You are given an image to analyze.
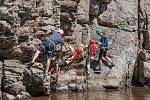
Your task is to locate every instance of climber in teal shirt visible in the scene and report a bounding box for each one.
[96,27,115,70]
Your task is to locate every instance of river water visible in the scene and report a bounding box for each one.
[31,87,150,100]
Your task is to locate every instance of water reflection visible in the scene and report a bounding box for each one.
[32,87,150,100]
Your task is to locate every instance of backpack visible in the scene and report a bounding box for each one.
[101,35,108,48]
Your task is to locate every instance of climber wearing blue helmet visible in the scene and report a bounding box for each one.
[96,27,102,33]
[96,27,103,36]
[95,27,115,71]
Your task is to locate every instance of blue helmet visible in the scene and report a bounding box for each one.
[96,27,102,34]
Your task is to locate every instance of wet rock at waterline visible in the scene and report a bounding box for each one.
[54,69,86,92]
[3,60,31,100]
[23,62,51,96]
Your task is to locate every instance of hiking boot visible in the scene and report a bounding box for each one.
[111,62,115,67]
[109,62,115,69]
[95,67,99,70]
[95,66,101,70]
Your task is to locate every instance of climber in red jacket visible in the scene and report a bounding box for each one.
[89,38,95,60]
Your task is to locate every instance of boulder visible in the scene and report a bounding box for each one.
[77,0,89,24]
[76,85,83,92]
[56,86,69,93]
[23,62,50,96]
[55,69,86,92]
[3,92,15,100]
[103,77,120,89]
[9,42,35,62]
[4,81,26,95]
[68,84,77,91]
[2,60,31,99]
[15,91,31,100]
[57,69,77,87]
[102,30,137,88]
[0,21,12,36]
[3,60,27,95]
[60,0,78,12]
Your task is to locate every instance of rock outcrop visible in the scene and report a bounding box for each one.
[132,0,150,86]
[3,60,31,100]
[54,69,86,92]
[23,62,50,96]
[0,0,150,99]
[0,0,60,63]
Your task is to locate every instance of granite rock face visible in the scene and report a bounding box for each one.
[0,0,150,99]
[3,60,31,100]
[88,0,138,89]
[0,0,59,62]
[23,62,51,96]
[132,0,150,86]
[54,69,86,92]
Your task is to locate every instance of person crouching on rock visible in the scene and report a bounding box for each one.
[51,43,85,79]
[31,29,64,77]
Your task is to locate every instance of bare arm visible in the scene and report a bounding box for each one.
[66,44,75,53]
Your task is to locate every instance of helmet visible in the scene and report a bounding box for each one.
[96,27,102,34]
[76,48,83,54]
[58,29,64,34]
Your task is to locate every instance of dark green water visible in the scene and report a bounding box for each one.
[31,87,150,100]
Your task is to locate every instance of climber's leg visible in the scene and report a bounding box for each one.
[45,56,51,76]
[31,44,45,63]
[103,49,115,66]
[32,50,40,62]
[97,48,103,70]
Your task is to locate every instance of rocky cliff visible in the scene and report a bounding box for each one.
[132,0,150,86]
[0,0,150,99]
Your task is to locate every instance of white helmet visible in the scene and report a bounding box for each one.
[58,29,64,34]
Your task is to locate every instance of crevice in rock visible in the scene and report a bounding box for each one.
[142,11,150,50]
[138,0,150,50]
[132,53,144,87]
[132,0,145,87]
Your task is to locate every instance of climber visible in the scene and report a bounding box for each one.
[89,38,95,60]
[51,43,85,79]
[96,27,115,70]
[31,29,64,77]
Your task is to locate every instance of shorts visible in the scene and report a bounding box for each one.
[99,48,108,60]
[59,60,70,68]
[38,42,54,58]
